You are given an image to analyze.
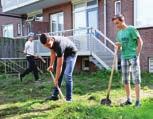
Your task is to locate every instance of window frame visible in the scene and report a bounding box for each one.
[115,0,121,15]
[2,24,14,38]
[134,0,153,28]
[50,12,64,32]
[149,57,153,73]
[73,0,98,30]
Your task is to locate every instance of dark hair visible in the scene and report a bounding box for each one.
[40,34,47,44]
[112,14,124,22]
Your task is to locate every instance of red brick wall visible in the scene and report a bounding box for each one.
[98,0,104,33]
[104,0,134,42]
[31,21,49,34]
[138,27,153,71]
[43,2,72,31]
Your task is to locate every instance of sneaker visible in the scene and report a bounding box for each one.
[120,100,132,106]
[34,79,41,82]
[135,101,141,108]
[45,95,59,101]
[66,99,72,103]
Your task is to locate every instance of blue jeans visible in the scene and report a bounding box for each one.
[51,55,77,101]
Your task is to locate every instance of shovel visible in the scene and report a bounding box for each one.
[101,49,117,106]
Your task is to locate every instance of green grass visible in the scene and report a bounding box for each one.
[0,70,153,119]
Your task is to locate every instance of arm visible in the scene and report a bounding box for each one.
[23,42,29,54]
[137,36,143,56]
[50,49,56,66]
[115,42,121,52]
[48,49,56,71]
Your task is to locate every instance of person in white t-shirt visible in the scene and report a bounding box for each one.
[20,32,39,82]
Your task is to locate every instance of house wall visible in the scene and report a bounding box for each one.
[138,27,153,71]
[103,0,153,71]
[43,2,72,31]
[1,0,152,71]
[0,8,22,37]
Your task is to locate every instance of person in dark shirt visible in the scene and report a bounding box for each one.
[40,33,77,102]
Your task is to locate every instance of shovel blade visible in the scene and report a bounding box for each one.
[101,98,111,106]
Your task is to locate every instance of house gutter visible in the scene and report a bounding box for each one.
[104,0,106,45]
[0,13,27,19]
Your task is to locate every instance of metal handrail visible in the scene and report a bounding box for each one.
[92,28,115,47]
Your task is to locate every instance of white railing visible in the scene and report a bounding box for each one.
[14,27,116,69]
[0,57,50,76]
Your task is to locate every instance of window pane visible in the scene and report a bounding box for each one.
[73,2,98,32]
[58,13,64,31]
[74,11,86,29]
[87,9,98,29]
[2,24,13,38]
[87,0,97,6]
[50,12,64,32]
[74,3,86,12]
[115,1,121,15]
[135,0,153,27]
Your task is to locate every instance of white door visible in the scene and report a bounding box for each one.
[87,8,98,29]
[73,0,98,51]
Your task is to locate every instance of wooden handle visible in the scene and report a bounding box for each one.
[106,49,117,99]
[17,50,46,64]
[37,56,46,63]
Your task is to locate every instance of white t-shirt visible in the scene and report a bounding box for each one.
[24,40,34,56]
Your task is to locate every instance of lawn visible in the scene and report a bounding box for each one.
[0,70,153,119]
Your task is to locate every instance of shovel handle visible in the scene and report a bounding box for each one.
[106,49,117,99]
[17,50,46,63]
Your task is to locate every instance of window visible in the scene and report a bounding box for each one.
[73,0,98,50]
[115,0,121,15]
[73,0,98,30]
[2,24,13,38]
[35,14,43,21]
[135,0,153,27]
[17,23,21,35]
[149,57,153,73]
[50,12,64,32]
[82,58,89,70]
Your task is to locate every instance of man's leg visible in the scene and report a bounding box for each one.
[30,57,39,81]
[20,57,32,81]
[46,61,66,100]
[64,55,77,101]
[130,56,141,107]
[51,61,66,97]
[121,59,132,105]
[135,84,140,102]
[124,83,131,102]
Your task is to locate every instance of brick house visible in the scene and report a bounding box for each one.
[0,0,23,37]
[1,0,153,72]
